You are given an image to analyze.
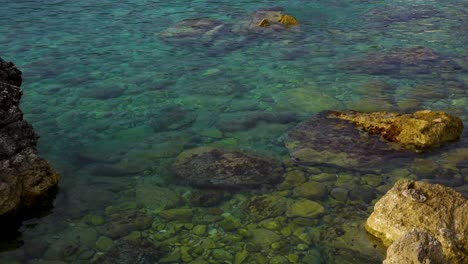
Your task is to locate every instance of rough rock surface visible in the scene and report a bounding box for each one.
[284,111,411,170]
[0,57,59,217]
[93,239,160,264]
[331,110,464,151]
[365,180,468,264]
[383,229,449,264]
[173,146,284,189]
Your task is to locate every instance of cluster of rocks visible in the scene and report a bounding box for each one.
[0,58,59,220]
[159,7,301,50]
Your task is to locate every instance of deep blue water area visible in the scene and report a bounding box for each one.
[0,0,467,263]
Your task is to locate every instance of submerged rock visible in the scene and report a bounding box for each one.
[216,111,299,132]
[173,147,284,189]
[284,111,409,170]
[342,47,462,77]
[159,18,228,46]
[93,239,160,264]
[367,5,440,24]
[365,180,468,264]
[0,58,59,218]
[331,110,463,151]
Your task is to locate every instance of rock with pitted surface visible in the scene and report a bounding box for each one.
[365,180,468,264]
[173,146,284,189]
[331,110,464,151]
[93,239,160,264]
[383,229,449,264]
[0,57,59,218]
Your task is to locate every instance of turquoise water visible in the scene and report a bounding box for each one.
[0,0,467,263]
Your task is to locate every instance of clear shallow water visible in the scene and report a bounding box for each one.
[0,0,467,263]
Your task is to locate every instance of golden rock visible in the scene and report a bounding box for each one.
[257,18,270,27]
[278,14,299,27]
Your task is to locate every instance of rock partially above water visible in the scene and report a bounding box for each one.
[232,7,301,36]
[0,58,59,217]
[331,110,464,151]
[365,180,468,264]
[173,147,284,189]
[383,230,449,264]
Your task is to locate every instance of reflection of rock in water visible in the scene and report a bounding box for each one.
[0,58,59,247]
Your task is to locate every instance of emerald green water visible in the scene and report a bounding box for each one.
[0,0,467,263]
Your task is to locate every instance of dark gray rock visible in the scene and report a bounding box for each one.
[0,57,59,217]
[93,239,160,264]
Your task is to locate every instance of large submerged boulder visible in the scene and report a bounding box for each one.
[365,180,468,264]
[341,47,462,77]
[159,18,229,46]
[173,147,284,189]
[284,111,411,170]
[0,58,59,218]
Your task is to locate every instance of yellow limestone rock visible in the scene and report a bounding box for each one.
[257,18,270,27]
[330,110,464,151]
[278,14,299,27]
[365,180,468,264]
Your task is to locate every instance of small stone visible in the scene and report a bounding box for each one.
[297,243,309,251]
[123,231,141,241]
[330,188,348,201]
[234,229,251,238]
[84,214,104,226]
[159,208,193,221]
[95,236,113,252]
[269,255,289,264]
[293,181,326,199]
[192,225,207,236]
[250,228,281,248]
[286,199,325,218]
[287,254,300,263]
[212,249,233,261]
[279,170,306,190]
[261,219,281,230]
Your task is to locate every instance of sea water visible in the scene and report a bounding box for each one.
[0,0,466,263]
